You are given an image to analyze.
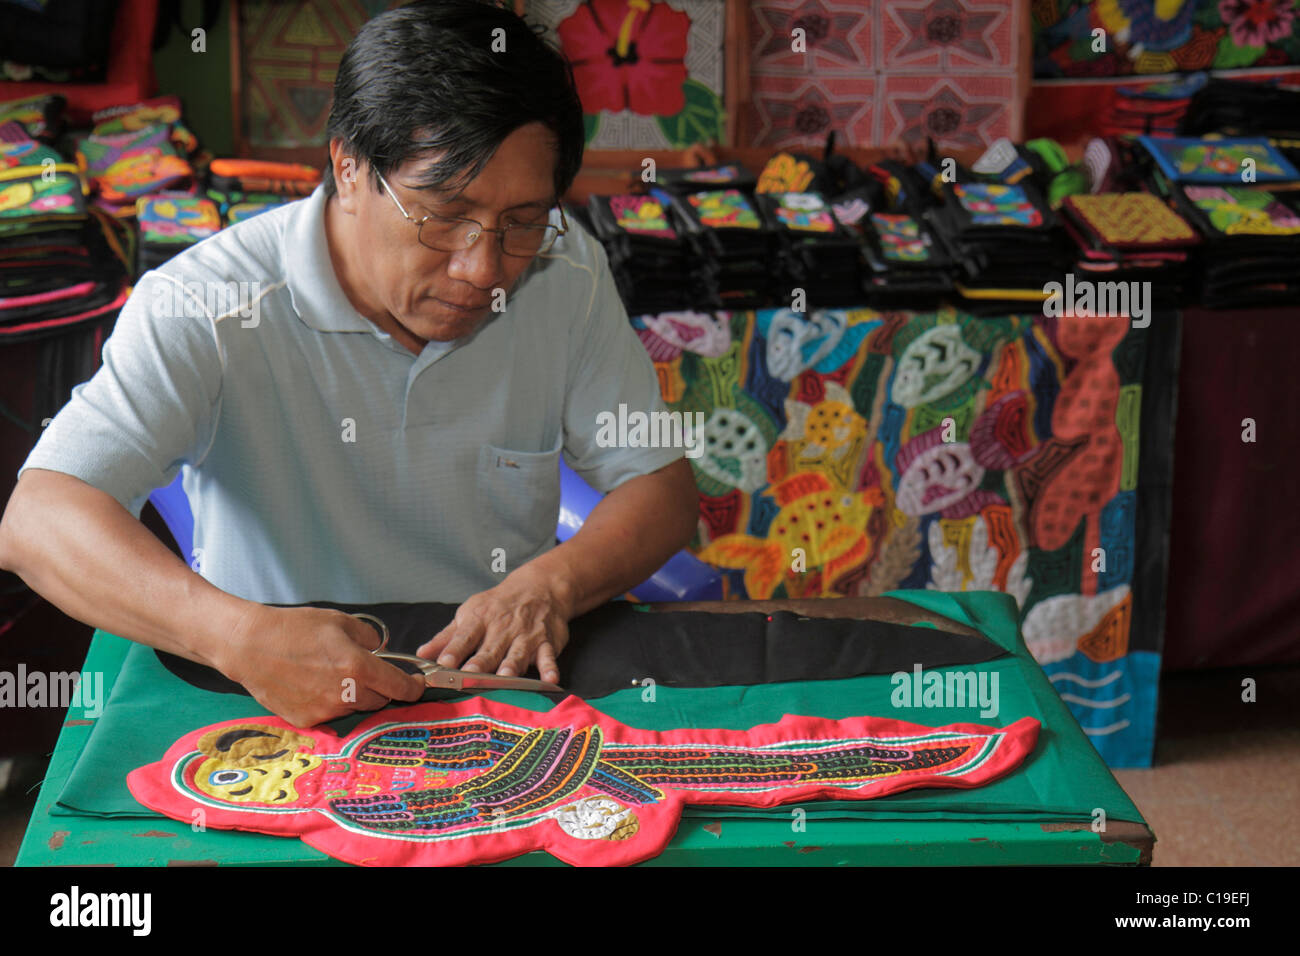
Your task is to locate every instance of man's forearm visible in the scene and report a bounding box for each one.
[0,469,261,670]
[520,458,699,618]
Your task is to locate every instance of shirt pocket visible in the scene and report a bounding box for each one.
[475,433,564,574]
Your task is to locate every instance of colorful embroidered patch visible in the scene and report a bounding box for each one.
[607,194,676,239]
[0,139,61,171]
[91,95,198,156]
[77,125,192,201]
[136,195,221,244]
[1063,193,1198,248]
[771,192,835,233]
[871,213,931,262]
[952,183,1043,227]
[688,189,762,229]
[1182,186,1300,236]
[127,696,1040,867]
[0,165,86,234]
[757,152,815,193]
[226,200,283,225]
[1140,136,1300,184]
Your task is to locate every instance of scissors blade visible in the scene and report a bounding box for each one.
[375,652,565,695]
[428,669,567,695]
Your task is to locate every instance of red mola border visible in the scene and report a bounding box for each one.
[127,695,1041,867]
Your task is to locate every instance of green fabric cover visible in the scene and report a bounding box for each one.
[52,590,1142,828]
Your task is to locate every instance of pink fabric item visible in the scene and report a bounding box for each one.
[128,695,1040,867]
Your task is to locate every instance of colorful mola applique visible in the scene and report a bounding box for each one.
[128,696,1040,867]
[641,309,732,358]
[891,323,983,408]
[699,471,883,597]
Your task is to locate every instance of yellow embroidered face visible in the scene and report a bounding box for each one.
[193,725,321,804]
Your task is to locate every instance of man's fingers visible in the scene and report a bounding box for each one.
[496,638,537,678]
[362,655,427,703]
[535,642,560,685]
[417,621,456,659]
[350,687,391,714]
[331,610,388,652]
[435,616,486,669]
[461,624,514,674]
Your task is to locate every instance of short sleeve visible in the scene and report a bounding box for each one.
[18,270,224,517]
[562,242,685,492]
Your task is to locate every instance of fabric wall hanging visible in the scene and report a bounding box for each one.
[232,0,406,155]
[1033,0,1300,78]
[128,696,1040,866]
[747,0,1026,150]
[639,303,1170,767]
[528,0,731,149]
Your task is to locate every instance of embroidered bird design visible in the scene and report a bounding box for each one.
[129,696,1040,866]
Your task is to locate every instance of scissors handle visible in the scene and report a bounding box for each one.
[350,613,390,653]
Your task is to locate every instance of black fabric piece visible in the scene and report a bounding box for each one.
[156,600,1007,701]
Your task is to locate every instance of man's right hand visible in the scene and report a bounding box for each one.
[216,605,426,727]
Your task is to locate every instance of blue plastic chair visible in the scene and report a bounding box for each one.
[148,462,720,601]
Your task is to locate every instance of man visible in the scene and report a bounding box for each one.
[0,1,699,727]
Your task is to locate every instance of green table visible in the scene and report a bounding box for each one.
[17,592,1153,866]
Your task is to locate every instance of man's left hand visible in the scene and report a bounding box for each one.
[416,565,575,685]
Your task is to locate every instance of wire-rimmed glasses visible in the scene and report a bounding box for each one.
[376,170,567,257]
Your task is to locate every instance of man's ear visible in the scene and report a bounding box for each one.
[330,138,364,213]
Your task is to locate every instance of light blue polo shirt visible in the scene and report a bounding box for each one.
[20,186,683,604]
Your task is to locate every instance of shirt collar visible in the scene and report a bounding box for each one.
[284,185,382,335]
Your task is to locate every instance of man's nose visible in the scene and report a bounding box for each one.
[446,232,506,289]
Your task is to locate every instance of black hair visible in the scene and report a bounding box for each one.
[321,0,584,202]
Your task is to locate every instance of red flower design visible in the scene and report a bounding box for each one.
[1218,0,1295,48]
[557,0,690,116]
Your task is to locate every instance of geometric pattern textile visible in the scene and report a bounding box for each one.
[748,0,1024,149]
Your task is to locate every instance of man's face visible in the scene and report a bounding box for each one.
[329,122,559,345]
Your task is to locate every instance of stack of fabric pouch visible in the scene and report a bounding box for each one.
[927,180,1072,314]
[1103,74,1206,139]
[1180,77,1300,139]
[0,162,88,238]
[135,192,221,271]
[207,158,321,198]
[77,124,194,217]
[0,162,128,343]
[1060,192,1198,298]
[666,187,777,309]
[585,191,706,313]
[755,191,864,307]
[1170,184,1300,308]
[858,209,954,307]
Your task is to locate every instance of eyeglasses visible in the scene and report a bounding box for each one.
[375,170,567,257]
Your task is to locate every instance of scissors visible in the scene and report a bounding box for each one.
[351,613,567,696]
